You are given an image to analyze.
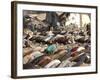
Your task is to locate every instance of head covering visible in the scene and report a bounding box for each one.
[77,47,85,52]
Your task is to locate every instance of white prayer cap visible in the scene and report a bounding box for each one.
[77,47,85,52]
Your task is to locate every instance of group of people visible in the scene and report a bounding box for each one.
[23,12,91,69]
